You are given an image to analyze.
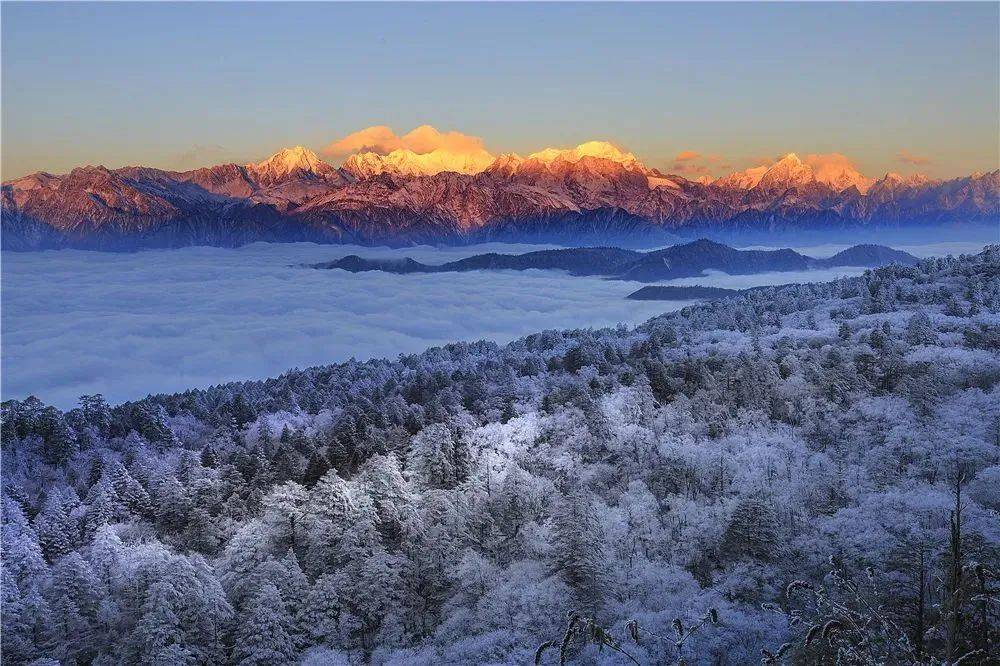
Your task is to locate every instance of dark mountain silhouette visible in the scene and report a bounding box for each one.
[309,239,921,282]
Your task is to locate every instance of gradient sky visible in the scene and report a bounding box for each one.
[3,2,998,180]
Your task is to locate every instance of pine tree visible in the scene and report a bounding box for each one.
[79,394,112,437]
[550,490,609,614]
[87,525,124,588]
[34,494,77,563]
[217,522,272,608]
[564,345,591,373]
[298,573,341,648]
[277,550,310,648]
[83,479,126,538]
[183,508,224,556]
[333,496,403,650]
[721,495,782,561]
[230,394,256,428]
[906,310,936,345]
[183,556,235,665]
[232,583,297,666]
[37,407,76,466]
[135,581,196,666]
[109,461,153,517]
[87,456,105,488]
[260,482,308,553]
[154,475,191,532]
[134,404,176,449]
[2,509,48,587]
[258,418,275,455]
[303,450,330,488]
[199,443,218,468]
[50,552,101,621]
[50,593,93,663]
[356,454,410,539]
[2,580,54,664]
[407,423,456,489]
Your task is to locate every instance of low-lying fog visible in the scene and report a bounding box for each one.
[2,240,988,409]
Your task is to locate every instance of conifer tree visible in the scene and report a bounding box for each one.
[33,494,77,563]
[407,423,456,489]
[233,583,297,666]
[721,495,782,561]
[298,573,342,648]
[550,490,609,613]
[135,581,196,666]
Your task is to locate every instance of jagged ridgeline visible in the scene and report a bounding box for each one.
[3,247,999,664]
[3,144,997,250]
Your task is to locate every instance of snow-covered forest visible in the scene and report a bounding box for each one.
[3,246,999,665]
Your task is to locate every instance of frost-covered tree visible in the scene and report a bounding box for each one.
[298,573,342,648]
[549,490,610,613]
[135,581,196,665]
[905,310,937,346]
[232,583,297,666]
[407,423,457,489]
[721,495,783,562]
[333,496,404,650]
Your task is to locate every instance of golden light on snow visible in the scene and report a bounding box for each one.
[325,124,489,157]
[256,125,926,192]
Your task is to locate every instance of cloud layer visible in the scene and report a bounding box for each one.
[325,125,488,156]
[3,242,666,408]
[4,241,979,409]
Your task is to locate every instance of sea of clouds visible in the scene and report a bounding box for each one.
[2,240,988,409]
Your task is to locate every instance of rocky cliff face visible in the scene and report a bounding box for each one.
[3,143,997,250]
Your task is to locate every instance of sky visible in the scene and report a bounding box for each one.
[2,2,998,180]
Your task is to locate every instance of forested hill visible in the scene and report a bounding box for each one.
[309,240,919,282]
[3,247,999,664]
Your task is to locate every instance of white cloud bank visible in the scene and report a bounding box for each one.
[4,240,980,409]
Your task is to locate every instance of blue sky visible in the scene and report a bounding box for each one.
[2,2,997,179]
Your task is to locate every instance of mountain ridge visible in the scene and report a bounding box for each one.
[3,143,997,251]
[306,239,921,282]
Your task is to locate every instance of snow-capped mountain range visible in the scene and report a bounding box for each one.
[3,142,997,250]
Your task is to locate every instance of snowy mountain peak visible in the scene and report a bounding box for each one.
[807,157,874,194]
[485,153,526,177]
[6,171,60,192]
[527,141,650,174]
[876,172,933,189]
[755,154,816,190]
[715,153,874,193]
[249,146,332,180]
[573,141,638,163]
[713,165,770,190]
[342,147,496,179]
